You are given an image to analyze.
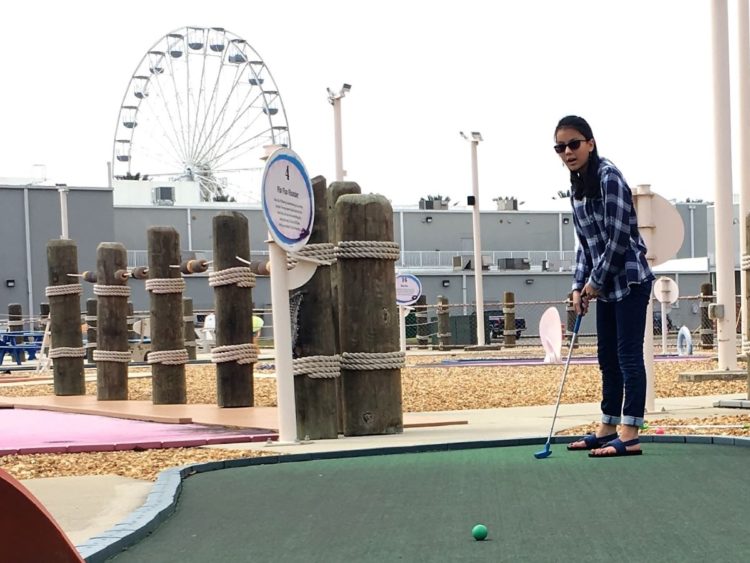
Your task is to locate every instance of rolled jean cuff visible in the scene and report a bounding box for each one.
[621,415,644,427]
[601,414,621,425]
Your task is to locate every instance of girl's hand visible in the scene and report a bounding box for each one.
[572,290,589,316]
[582,283,599,302]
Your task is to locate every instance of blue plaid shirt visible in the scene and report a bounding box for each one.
[571,158,654,302]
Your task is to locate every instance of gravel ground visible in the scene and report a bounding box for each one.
[1,349,747,481]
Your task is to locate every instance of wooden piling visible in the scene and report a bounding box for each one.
[85,298,97,363]
[700,283,714,350]
[46,239,85,395]
[95,243,130,400]
[415,295,429,347]
[147,227,187,404]
[184,298,196,360]
[213,212,253,407]
[38,303,49,332]
[327,181,361,432]
[336,193,403,436]
[503,291,516,348]
[293,176,338,439]
[437,295,451,349]
[8,304,24,360]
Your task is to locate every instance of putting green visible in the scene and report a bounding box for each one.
[109,443,750,562]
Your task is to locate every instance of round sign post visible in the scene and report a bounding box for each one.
[654,276,680,355]
[396,274,422,352]
[634,185,684,412]
[262,148,314,444]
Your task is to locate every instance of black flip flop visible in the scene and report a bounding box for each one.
[588,437,643,458]
[567,432,618,451]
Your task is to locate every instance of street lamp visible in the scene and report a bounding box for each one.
[460,131,485,345]
[327,83,351,181]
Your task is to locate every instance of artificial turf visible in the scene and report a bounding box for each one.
[110,443,750,562]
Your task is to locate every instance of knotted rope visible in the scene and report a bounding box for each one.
[292,354,341,378]
[45,284,83,297]
[147,349,189,365]
[288,243,337,268]
[335,241,401,261]
[742,254,750,271]
[211,343,258,364]
[145,278,186,294]
[93,350,132,363]
[94,284,131,297]
[209,267,256,288]
[340,351,405,371]
[48,347,86,359]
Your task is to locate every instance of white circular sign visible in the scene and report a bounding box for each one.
[396,274,422,306]
[261,148,314,252]
[654,276,679,304]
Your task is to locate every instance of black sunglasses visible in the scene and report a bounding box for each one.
[553,139,588,154]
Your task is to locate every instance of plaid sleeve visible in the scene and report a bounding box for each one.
[571,205,590,292]
[588,169,631,291]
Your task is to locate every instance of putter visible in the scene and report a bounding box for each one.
[534,313,583,459]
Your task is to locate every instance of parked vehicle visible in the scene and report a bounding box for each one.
[488,312,527,340]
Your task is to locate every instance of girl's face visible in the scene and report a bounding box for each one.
[554,127,595,172]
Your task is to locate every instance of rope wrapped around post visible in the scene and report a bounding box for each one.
[340,351,406,371]
[44,283,86,361]
[144,278,186,294]
[93,350,132,363]
[147,349,189,365]
[45,284,83,298]
[288,243,337,268]
[208,267,256,288]
[334,240,401,261]
[292,354,341,378]
[93,284,132,298]
[211,343,258,365]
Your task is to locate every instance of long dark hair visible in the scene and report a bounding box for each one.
[555,115,601,200]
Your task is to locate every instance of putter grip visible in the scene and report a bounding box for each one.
[573,314,582,334]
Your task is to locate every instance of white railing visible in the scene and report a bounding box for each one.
[398,250,577,271]
[126,249,575,270]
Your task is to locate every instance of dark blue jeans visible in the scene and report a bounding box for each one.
[596,281,652,427]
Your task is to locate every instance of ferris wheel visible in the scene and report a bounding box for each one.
[111,27,290,203]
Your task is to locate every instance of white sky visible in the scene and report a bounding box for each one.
[0,0,739,210]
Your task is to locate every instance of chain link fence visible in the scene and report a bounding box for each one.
[403,293,740,355]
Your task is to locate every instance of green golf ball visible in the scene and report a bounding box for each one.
[472,524,488,541]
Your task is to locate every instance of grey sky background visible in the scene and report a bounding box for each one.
[1,0,732,210]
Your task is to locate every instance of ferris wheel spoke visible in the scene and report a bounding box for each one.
[193,61,247,161]
[164,52,191,161]
[189,47,210,160]
[132,134,184,174]
[135,108,189,168]
[195,89,265,165]
[206,128,274,170]
[147,75,191,163]
[190,53,226,164]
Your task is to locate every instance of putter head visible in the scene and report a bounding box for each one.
[534,444,552,459]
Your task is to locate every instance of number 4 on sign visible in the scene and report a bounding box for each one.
[285,165,290,180]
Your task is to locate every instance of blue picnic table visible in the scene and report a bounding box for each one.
[0,331,44,365]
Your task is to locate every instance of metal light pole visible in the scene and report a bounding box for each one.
[461,131,485,345]
[327,84,351,182]
[737,0,750,356]
[711,0,738,370]
[57,184,69,239]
